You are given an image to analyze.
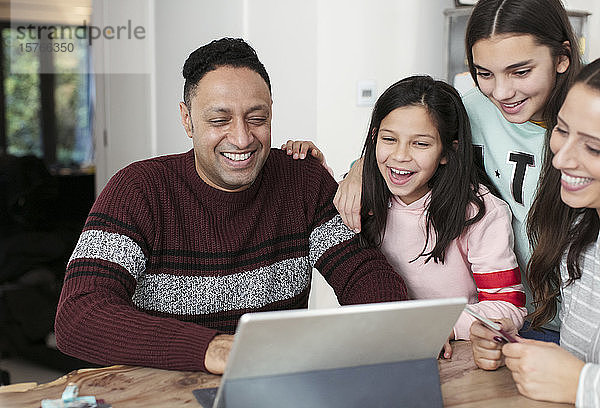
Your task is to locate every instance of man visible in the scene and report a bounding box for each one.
[55,38,408,374]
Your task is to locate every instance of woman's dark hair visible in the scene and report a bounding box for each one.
[359,75,486,264]
[466,0,581,138]
[527,58,600,329]
[182,37,271,109]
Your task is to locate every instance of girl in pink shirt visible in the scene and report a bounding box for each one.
[356,76,526,357]
[283,75,527,356]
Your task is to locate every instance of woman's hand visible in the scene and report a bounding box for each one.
[469,318,517,370]
[503,339,584,404]
[333,157,364,232]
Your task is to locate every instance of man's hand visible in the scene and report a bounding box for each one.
[503,339,584,404]
[470,318,517,370]
[204,334,234,375]
[333,157,364,233]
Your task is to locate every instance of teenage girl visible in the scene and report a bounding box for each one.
[470,58,600,407]
[335,75,526,357]
[283,0,582,341]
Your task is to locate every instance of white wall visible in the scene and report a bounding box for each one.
[95,0,600,187]
[94,0,459,189]
[92,0,155,193]
[315,0,451,178]
[153,1,244,157]
[246,0,319,151]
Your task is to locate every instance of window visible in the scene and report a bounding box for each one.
[0,22,93,173]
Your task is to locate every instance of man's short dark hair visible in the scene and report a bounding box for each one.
[182,38,271,109]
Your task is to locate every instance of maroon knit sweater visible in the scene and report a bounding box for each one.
[55,149,407,372]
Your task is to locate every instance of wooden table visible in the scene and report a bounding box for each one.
[438,342,571,407]
[0,342,572,407]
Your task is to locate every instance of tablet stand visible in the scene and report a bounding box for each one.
[201,357,443,408]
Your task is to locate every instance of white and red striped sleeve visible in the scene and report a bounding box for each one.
[453,191,527,340]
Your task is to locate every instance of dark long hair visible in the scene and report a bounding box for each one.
[359,76,486,264]
[527,59,600,329]
[466,0,581,139]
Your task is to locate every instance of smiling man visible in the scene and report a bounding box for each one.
[54,38,408,374]
[180,64,272,192]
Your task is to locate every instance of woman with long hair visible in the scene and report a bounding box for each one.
[470,58,600,406]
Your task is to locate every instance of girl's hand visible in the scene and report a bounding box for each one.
[280,140,333,176]
[334,157,364,232]
[441,330,455,359]
[469,318,517,370]
[280,140,326,163]
[503,339,584,404]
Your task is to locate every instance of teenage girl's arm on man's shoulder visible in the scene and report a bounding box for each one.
[455,194,527,339]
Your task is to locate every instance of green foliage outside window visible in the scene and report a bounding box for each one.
[53,36,91,167]
[2,27,92,170]
[3,28,41,158]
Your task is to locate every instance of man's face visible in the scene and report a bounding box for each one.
[180,66,272,192]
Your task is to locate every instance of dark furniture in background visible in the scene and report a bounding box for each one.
[0,154,97,382]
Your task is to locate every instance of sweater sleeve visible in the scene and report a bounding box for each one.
[303,157,408,304]
[576,363,600,408]
[453,193,527,339]
[54,166,218,372]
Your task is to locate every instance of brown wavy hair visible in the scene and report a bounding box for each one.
[527,58,600,329]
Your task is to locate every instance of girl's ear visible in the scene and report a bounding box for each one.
[440,140,458,165]
[556,41,571,74]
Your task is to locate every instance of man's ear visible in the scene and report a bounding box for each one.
[179,102,193,138]
[557,41,571,74]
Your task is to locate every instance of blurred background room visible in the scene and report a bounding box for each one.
[0,0,599,386]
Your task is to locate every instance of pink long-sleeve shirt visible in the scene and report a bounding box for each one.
[380,189,527,339]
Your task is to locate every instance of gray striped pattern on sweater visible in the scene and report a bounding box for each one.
[71,215,355,315]
[560,237,600,408]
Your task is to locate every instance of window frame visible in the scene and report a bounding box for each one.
[0,20,92,170]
